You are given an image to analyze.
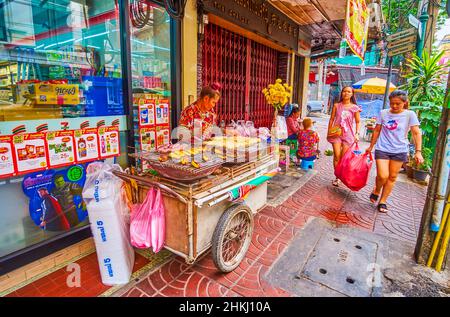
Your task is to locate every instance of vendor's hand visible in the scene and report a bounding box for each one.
[40,221,46,228]
[415,152,424,166]
[365,146,373,155]
[355,133,360,141]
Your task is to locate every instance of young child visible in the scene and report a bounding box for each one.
[297,118,320,165]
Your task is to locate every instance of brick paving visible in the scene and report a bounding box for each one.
[3,115,427,297]
[120,115,427,297]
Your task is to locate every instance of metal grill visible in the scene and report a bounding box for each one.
[202,23,279,128]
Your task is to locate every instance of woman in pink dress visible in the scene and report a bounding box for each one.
[327,86,361,187]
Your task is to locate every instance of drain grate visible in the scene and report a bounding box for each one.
[297,230,378,297]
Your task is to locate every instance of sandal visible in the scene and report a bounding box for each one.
[377,203,388,213]
[332,179,339,187]
[370,193,379,203]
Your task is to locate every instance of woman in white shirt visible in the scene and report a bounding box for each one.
[365,90,424,213]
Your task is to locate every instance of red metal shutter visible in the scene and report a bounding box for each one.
[202,23,279,128]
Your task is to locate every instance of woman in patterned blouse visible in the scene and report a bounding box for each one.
[178,83,222,140]
[297,118,320,162]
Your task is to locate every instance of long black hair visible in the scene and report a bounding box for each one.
[339,86,357,105]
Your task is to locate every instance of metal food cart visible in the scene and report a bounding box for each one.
[114,152,278,272]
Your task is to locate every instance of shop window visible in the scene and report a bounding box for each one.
[0,0,124,258]
[129,1,172,155]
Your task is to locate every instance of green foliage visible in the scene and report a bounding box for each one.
[324,149,334,156]
[401,50,448,148]
[412,147,433,172]
[381,0,448,33]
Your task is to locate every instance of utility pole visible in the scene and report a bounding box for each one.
[382,56,393,109]
[415,72,450,265]
[416,6,429,59]
[424,0,442,54]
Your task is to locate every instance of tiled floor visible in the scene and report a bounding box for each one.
[5,251,152,297]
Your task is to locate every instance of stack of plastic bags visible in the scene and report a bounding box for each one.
[82,162,135,285]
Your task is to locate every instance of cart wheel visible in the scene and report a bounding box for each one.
[211,204,254,272]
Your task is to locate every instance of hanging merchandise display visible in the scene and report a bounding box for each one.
[22,165,88,231]
[0,136,16,179]
[13,132,48,175]
[98,126,120,159]
[344,0,370,60]
[45,130,76,169]
[74,128,100,163]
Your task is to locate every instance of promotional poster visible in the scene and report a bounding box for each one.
[22,165,88,231]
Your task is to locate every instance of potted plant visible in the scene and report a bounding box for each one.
[412,148,432,182]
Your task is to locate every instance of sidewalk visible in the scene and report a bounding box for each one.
[116,114,428,297]
[3,114,430,297]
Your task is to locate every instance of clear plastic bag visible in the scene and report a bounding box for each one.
[82,162,135,285]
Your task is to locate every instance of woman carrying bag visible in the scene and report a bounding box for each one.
[327,86,361,187]
[365,90,423,213]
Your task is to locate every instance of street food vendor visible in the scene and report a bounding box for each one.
[179,83,222,140]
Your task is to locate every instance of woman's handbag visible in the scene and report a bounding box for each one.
[327,125,342,138]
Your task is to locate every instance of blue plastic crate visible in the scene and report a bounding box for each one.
[82,76,124,116]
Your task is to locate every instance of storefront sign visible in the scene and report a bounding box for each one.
[155,99,170,126]
[74,128,100,163]
[32,83,80,105]
[46,130,76,168]
[0,136,16,178]
[98,126,120,159]
[13,132,48,174]
[139,100,156,127]
[201,0,302,51]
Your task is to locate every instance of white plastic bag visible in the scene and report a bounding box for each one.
[82,162,135,286]
[274,115,288,141]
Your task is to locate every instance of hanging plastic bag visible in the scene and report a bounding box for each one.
[273,115,288,141]
[82,162,135,285]
[150,188,165,253]
[130,187,155,249]
[335,142,373,191]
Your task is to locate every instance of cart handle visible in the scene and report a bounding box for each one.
[112,171,188,204]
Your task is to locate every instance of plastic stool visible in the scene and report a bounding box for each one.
[300,159,315,170]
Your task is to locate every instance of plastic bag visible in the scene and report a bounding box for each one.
[130,187,155,249]
[335,142,373,191]
[82,162,135,285]
[273,115,288,141]
[150,188,165,253]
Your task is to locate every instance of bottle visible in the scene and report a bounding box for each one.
[78,138,87,158]
[101,136,106,153]
[106,135,111,153]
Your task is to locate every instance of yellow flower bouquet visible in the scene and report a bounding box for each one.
[262,78,293,111]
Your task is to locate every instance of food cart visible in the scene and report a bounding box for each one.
[114,140,278,272]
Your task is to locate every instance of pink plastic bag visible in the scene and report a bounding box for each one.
[130,187,154,249]
[335,142,373,191]
[150,188,165,253]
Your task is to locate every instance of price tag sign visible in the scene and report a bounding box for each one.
[46,130,76,168]
[13,132,48,174]
[74,128,100,163]
[98,126,121,159]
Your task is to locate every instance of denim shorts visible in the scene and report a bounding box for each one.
[375,150,408,162]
